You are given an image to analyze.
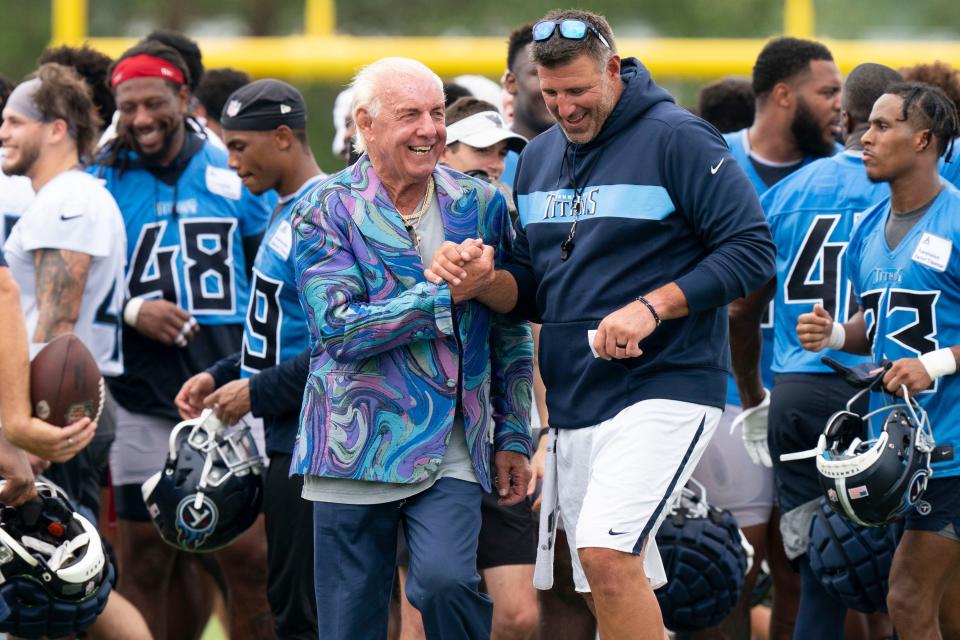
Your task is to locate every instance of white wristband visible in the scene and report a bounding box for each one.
[123,297,145,327]
[827,322,846,350]
[919,348,957,380]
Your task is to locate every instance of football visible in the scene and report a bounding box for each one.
[30,334,104,427]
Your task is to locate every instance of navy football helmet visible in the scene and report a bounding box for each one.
[142,409,265,552]
[655,479,748,632]
[808,499,902,612]
[0,479,111,638]
[781,358,935,527]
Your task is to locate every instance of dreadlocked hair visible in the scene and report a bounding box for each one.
[887,81,960,162]
[32,62,103,160]
[102,40,191,170]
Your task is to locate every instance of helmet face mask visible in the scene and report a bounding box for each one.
[142,410,265,552]
[817,382,935,527]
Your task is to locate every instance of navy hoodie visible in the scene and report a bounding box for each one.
[505,58,775,429]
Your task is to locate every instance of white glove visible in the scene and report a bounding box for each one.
[732,388,772,467]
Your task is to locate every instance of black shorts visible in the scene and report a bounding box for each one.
[43,391,116,519]
[905,476,960,541]
[114,483,151,521]
[768,373,867,512]
[264,453,318,639]
[477,491,537,570]
[397,489,537,570]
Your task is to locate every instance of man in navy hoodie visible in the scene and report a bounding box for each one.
[426,9,775,639]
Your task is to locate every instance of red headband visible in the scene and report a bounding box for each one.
[111,54,185,89]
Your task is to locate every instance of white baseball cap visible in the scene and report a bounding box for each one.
[331,87,355,156]
[446,111,528,153]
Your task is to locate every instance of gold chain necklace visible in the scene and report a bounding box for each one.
[402,175,435,255]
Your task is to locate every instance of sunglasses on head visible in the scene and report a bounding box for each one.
[532,19,611,50]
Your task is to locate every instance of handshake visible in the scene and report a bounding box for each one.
[424,238,496,304]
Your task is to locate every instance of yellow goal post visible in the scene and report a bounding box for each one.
[52,0,960,82]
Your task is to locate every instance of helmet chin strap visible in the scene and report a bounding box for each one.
[780,434,828,462]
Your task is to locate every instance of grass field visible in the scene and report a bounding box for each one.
[201,616,227,640]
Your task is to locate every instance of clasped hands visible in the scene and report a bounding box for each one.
[424,239,495,303]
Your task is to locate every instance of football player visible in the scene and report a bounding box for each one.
[500,23,556,190]
[1,63,123,512]
[0,75,33,246]
[193,68,251,141]
[0,251,40,508]
[92,40,272,639]
[735,63,903,640]
[798,81,960,640]
[703,36,841,638]
[899,61,960,189]
[0,62,151,640]
[176,79,324,639]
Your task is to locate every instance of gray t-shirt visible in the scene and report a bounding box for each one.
[302,192,479,505]
[885,193,939,250]
[749,155,804,189]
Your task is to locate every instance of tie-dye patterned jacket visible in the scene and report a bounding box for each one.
[291,157,532,491]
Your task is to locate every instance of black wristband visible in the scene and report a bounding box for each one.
[637,295,661,327]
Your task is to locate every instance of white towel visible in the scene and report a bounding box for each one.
[533,427,559,590]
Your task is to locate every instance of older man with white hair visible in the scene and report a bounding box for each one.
[292,57,533,639]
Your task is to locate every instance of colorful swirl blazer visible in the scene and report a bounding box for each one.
[292,157,532,491]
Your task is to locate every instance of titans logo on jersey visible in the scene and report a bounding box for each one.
[240,176,323,377]
[93,140,269,326]
[847,188,960,477]
[763,151,886,373]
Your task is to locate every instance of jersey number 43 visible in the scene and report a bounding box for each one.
[784,215,858,322]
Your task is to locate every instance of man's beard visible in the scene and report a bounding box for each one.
[2,142,40,177]
[127,119,180,163]
[791,99,835,158]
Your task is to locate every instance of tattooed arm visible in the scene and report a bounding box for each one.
[0,266,94,483]
[32,249,91,343]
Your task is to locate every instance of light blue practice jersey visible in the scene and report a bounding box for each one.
[846,188,960,477]
[763,151,885,373]
[722,129,838,405]
[93,139,270,325]
[240,176,325,377]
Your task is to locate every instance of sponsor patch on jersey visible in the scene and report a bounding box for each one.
[267,219,293,260]
[912,232,952,272]
[205,166,242,201]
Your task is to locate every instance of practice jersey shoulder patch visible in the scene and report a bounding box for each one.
[267,219,293,261]
[205,166,242,201]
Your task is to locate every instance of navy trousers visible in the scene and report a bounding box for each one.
[312,477,493,640]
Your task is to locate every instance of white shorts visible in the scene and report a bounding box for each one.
[556,399,720,592]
